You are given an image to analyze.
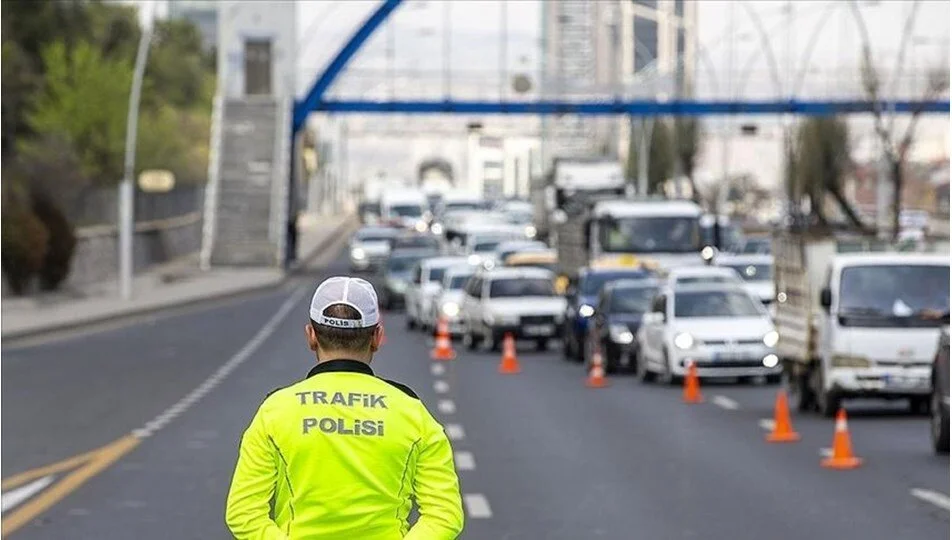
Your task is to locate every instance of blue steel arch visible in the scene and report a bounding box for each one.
[293,0,949,133]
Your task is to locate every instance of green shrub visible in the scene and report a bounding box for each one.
[30,189,76,291]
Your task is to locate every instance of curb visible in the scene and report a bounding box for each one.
[2,214,357,343]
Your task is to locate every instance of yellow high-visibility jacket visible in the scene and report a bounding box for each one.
[225,359,464,539]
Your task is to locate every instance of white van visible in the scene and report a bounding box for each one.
[380,190,428,232]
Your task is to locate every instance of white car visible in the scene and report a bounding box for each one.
[460,267,567,352]
[405,256,468,331]
[716,253,775,305]
[457,225,526,265]
[663,266,744,289]
[349,226,399,271]
[636,284,781,383]
[427,265,478,335]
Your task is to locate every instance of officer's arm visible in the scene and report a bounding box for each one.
[405,410,465,539]
[225,406,288,540]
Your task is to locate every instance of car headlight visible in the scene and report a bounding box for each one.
[525,225,537,238]
[351,247,366,260]
[441,302,460,317]
[609,324,634,344]
[415,221,428,233]
[762,330,779,348]
[578,304,595,318]
[762,354,780,368]
[431,223,444,235]
[467,254,482,265]
[674,332,695,350]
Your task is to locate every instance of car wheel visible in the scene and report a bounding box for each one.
[910,396,931,415]
[931,383,950,455]
[536,338,548,352]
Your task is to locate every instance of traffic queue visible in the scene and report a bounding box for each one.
[353,186,950,456]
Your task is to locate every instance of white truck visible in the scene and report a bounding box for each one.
[554,198,705,276]
[531,159,627,243]
[774,231,950,416]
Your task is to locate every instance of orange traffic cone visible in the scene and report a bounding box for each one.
[586,349,609,388]
[766,390,801,443]
[821,408,863,469]
[498,333,521,374]
[682,362,703,403]
[430,317,456,361]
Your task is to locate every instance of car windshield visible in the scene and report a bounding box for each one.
[609,287,658,313]
[447,274,473,289]
[393,236,439,249]
[390,204,422,218]
[581,271,649,295]
[674,290,763,318]
[700,224,744,251]
[723,264,772,282]
[599,216,701,253]
[741,238,772,254]
[474,241,501,253]
[505,211,533,225]
[387,255,425,272]
[838,264,950,327]
[427,268,446,283]
[445,202,483,212]
[489,278,554,298]
[676,275,739,285]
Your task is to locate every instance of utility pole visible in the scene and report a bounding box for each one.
[119,6,155,300]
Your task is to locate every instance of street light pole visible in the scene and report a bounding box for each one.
[119,7,155,300]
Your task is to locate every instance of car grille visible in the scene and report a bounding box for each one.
[521,315,556,326]
[703,339,763,346]
[693,359,766,368]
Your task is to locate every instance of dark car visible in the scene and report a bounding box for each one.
[932,325,950,454]
[562,267,654,362]
[378,250,432,310]
[586,279,659,373]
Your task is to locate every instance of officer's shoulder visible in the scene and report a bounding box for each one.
[380,378,420,400]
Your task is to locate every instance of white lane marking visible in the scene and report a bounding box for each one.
[910,488,951,511]
[463,494,493,518]
[454,451,476,470]
[437,400,456,414]
[431,363,446,376]
[132,286,308,439]
[1,476,54,513]
[434,380,450,394]
[445,424,466,440]
[819,447,833,458]
[711,395,739,410]
[758,418,776,431]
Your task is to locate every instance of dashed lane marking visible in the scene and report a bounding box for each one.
[711,395,739,410]
[431,363,446,376]
[758,418,776,431]
[445,424,466,440]
[464,494,493,518]
[437,400,456,414]
[1,286,307,536]
[434,380,450,394]
[454,451,476,470]
[910,488,951,511]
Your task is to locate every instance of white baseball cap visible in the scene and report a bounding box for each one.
[309,276,380,329]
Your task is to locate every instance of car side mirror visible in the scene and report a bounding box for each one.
[819,287,832,311]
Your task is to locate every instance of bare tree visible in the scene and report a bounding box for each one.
[794,117,872,232]
[851,1,950,238]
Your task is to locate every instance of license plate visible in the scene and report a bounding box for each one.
[714,351,745,362]
[524,325,553,336]
[884,375,927,389]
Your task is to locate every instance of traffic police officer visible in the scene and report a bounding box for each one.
[225,276,464,539]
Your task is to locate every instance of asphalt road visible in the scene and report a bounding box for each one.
[2,250,949,539]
